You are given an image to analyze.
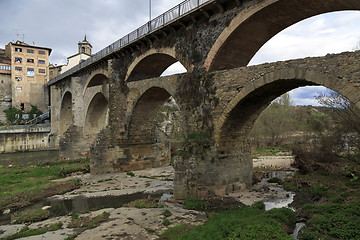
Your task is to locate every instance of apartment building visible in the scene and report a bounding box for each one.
[5,41,51,112]
[0,49,12,123]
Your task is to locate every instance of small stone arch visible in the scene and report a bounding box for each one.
[125,48,192,82]
[205,0,360,71]
[82,70,109,96]
[127,86,180,143]
[60,91,73,135]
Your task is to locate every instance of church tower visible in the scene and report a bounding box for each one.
[78,35,92,55]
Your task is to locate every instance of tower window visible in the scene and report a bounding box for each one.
[38,60,45,64]
[38,50,45,55]
[15,48,22,52]
[27,49,34,53]
[27,58,34,63]
[15,57,22,63]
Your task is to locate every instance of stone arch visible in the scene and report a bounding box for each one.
[84,92,109,144]
[205,0,360,71]
[60,91,73,135]
[213,67,360,187]
[128,86,175,143]
[82,70,109,96]
[126,48,192,82]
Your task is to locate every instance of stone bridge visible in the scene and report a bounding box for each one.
[49,0,360,199]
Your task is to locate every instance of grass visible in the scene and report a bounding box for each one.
[123,198,165,208]
[183,198,211,211]
[159,205,295,240]
[299,201,360,239]
[13,209,50,224]
[3,222,63,240]
[0,158,89,211]
[68,211,110,229]
[252,146,288,157]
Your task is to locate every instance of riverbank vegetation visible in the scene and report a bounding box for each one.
[251,92,360,239]
[160,202,295,240]
[0,158,89,211]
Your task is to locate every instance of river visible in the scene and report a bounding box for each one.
[0,150,59,166]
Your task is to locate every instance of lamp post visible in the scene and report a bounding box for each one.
[149,0,152,21]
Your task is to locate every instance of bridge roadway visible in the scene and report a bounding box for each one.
[49,0,360,199]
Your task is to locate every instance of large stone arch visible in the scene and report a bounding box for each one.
[59,91,73,136]
[126,48,192,82]
[205,0,360,71]
[84,92,109,145]
[213,66,360,188]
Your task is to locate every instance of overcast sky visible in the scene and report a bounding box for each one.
[1,1,360,106]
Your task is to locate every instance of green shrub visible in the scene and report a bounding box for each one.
[251,201,265,211]
[162,209,172,217]
[310,184,329,200]
[265,207,296,230]
[183,198,211,210]
[163,218,171,227]
[268,177,283,184]
[3,107,22,123]
[159,223,194,240]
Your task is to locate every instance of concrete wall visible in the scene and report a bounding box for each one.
[0,124,52,153]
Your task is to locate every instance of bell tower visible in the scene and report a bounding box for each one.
[78,35,92,55]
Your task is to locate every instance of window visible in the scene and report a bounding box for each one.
[15,57,22,63]
[15,48,22,52]
[15,77,22,81]
[6,66,10,70]
[17,87,22,91]
[27,49,34,53]
[27,59,34,63]
[20,103,24,110]
[27,68,34,77]
[15,67,22,73]
[38,60,45,64]
[38,50,45,55]
[39,68,46,73]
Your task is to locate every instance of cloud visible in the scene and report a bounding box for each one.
[249,11,360,65]
[1,2,359,106]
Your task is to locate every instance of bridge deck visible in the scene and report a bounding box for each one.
[48,0,215,86]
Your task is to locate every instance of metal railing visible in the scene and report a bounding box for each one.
[25,107,51,126]
[49,0,213,85]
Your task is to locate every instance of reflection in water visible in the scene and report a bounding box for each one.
[0,150,59,165]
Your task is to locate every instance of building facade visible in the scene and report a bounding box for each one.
[0,49,12,123]
[5,41,51,112]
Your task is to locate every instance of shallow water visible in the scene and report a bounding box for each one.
[0,150,59,166]
[0,191,169,225]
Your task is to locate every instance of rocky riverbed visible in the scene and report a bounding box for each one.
[0,156,296,240]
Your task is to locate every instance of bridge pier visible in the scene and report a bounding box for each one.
[173,136,253,199]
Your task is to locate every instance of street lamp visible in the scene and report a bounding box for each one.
[149,0,152,22]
